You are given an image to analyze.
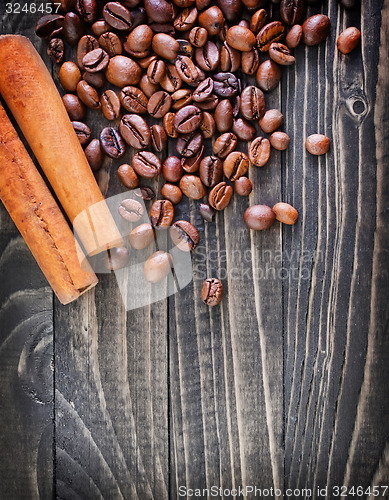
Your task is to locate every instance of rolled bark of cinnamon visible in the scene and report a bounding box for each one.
[0,35,123,256]
[0,101,98,305]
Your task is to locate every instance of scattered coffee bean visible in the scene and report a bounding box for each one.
[104,247,130,271]
[83,70,106,88]
[302,14,331,46]
[147,91,172,118]
[150,125,168,152]
[220,42,240,72]
[77,34,99,69]
[72,121,91,146]
[63,12,84,46]
[201,278,223,306]
[286,24,302,48]
[59,61,82,92]
[176,131,203,157]
[174,105,203,134]
[181,146,204,173]
[250,8,267,35]
[85,139,104,171]
[270,131,290,150]
[305,134,330,155]
[180,174,207,199]
[129,223,155,250]
[259,109,284,134]
[120,86,148,114]
[337,27,361,54]
[226,25,256,51]
[35,14,64,39]
[118,198,144,222]
[244,205,276,230]
[101,90,121,120]
[235,176,253,196]
[256,59,282,92]
[162,156,184,183]
[120,114,151,149]
[47,38,64,63]
[269,42,295,65]
[99,32,123,57]
[232,118,256,142]
[118,163,139,189]
[199,156,223,187]
[106,55,141,87]
[241,48,260,75]
[249,137,271,166]
[132,151,162,178]
[150,199,174,227]
[272,202,298,225]
[161,183,183,205]
[75,0,98,24]
[223,151,249,181]
[92,20,110,37]
[198,6,224,36]
[100,127,126,158]
[189,26,208,47]
[199,203,215,222]
[209,181,233,210]
[213,132,238,158]
[280,0,304,26]
[257,21,285,52]
[213,72,240,97]
[170,220,200,252]
[240,85,266,120]
[152,33,180,59]
[144,251,172,283]
[135,187,155,201]
[103,2,133,30]
[83,48,109,72]
[62,94,86,121]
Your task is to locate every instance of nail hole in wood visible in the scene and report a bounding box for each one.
[353,100,365,114]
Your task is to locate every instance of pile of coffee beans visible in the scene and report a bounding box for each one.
[36,0,360,306]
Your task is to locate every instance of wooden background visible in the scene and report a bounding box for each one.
[1,0,388,498]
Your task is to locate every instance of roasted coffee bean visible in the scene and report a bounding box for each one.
[160,63,183,93]
[64,12,84,45]
[213,72,239,98]
[244,205,276,230]
[176,131,203,157]
[77,35,99,69]
[177,39,194,57]
[163,112,179,138]
[286,24,302,48]
[240,86,265,120]
[104,247,130,271]
[196,0,212,10]
[217,0,242,22]
[232,118,256,141]
[100,90,121,120]
[75,0,98,23]
[145,0,175,23]
[63,94,86,121]
[337,27,361,54]
[235,176,252,196]
[198,6,224,35]
[259,109,284,133]
[209,181,233,210]
[174,105,202,133]
[269,42,295,65]
[226,26,256,51]
[125,24,153,54]
[248,136,271,166]
[149,22,176,35]
[59,62,82,92]
[150,125,168,153]
[220,42,241,72]
[106,56,141,87]
[118,198,144,222]
[256,59,282,91]
[189,26,208,47]
[103,2,133,30]
[140,74,161,98]
[147,60,166,84]
[100,127,126,158]
[163,156,184,182]
[147,91,172,118]
[135,187,156,200]
[47,38,64,63]
[180,174,207,199]
[174,6,198,31]
[120,86,148,114]
[152,33,179,59]
[199,203,215,222]
[130,6,148,28]
[161,183,183,205]
[241,48,260,74]
[132,151,162,178]
[171,89,193,110]
[181,145,203,172]
[118,163,139,188]
[213,132,238,159]
[72,121,91,146]
[83,70,106,88]
[302,15,331,46]
[199,156,223,187]
[56,0,76,13]
[272,202,298,225]
[250,8,267,35]
[138,55,158,70]
[85,139,104,171]
[214,99,233,133]
[305,134,330,155]
[270,131,290,150]
[170,220,199,251]
[280,0,304,26]
[35,14,64,38]
[175,55,201,85]
[200,112,216,139]
[120,114,151,149]
[195,42,220,72]
[196,94,219,111]
[150,199,174,227]
[92,20,110,36]
[144,251,172,283]
[77,80,100,109]
[99,32,123,57]
[223,151,249,181]
[201,278,223,305]
[129,223,155,249]
[83,48,109,72]
[257,21,285,52]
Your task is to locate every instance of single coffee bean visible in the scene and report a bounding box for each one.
[72,121,91,146]
[217,0,242,22]
[189,26,208,47]
[35,14,64,38]
[174,105,203,133]
[144,251,172,283]
[176,132,203,157]
[235,176,252,196]
[92,20,110,36]
[272,202,298,225]
[159,64,181,94]
[171,89,193,110]
[161,183,183,205]
[223,151,249,181]
[196,94,219,111]
[85,139,104,171]
[196,0,213,11]
[201,278,223,306]
[59,62,82,92]
[163,156,183,182]
[200,111,216,139]
[47,38,64,63]
[150,199,174,227]
[120,114,151,149]
[181,145,204,173]
[163,112,179,138]
[219,42,240,72]
[226,26,256,52]
[150,125,168,152]
[256,59,282,92]
[241,48,260,74]
[104,247,130,271]
[83,70,106,88]
[213,132,238,159]
[177,39,194,57]
[144,0,175,23]
[83,48,109,73]
[106,56,141,87]
[63,94,86,121]
[119,86,148,115]
[64,12,84,45]
[269,42,295,65]
[75,0,98,23]
[195,41,220,72]
[337,27,361,54]
[118,198,144,222]
[250,8,267,35]
[286,24,302,48]
[244,205,276,230]
[140,75,160,99]
[302,15,331,46]
[174,6,198,31]
[180,174,207,199]
[152,33,180,59]
[232,118,256,142]
[129,223,155,250]
[199,156,223,187]
[249,137,271,166]
[99,90,120,120]
[77,35,99,69]
[270,131,290,150]
[199,203,215,222]
[214,99,233,133]
[100,127,126,158]
[147,91,172,118]
[175,55,201,85]
[99,32,123,57]
[305,134,330,155]
[198,6,224,36]
[147,60,166,84]
[118,163,139,189]
[213,72,240,98]
[77,81,100,110]
[132,151,162,178]
[280,0,304,26]
[135,187,156,201]
[170,220,199,251]
[240,86,265,120]
[103,2,133,30]
[259,109,284,134]
[125,24,153,54]
[209,181,233,210]
[257,21,285,52]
